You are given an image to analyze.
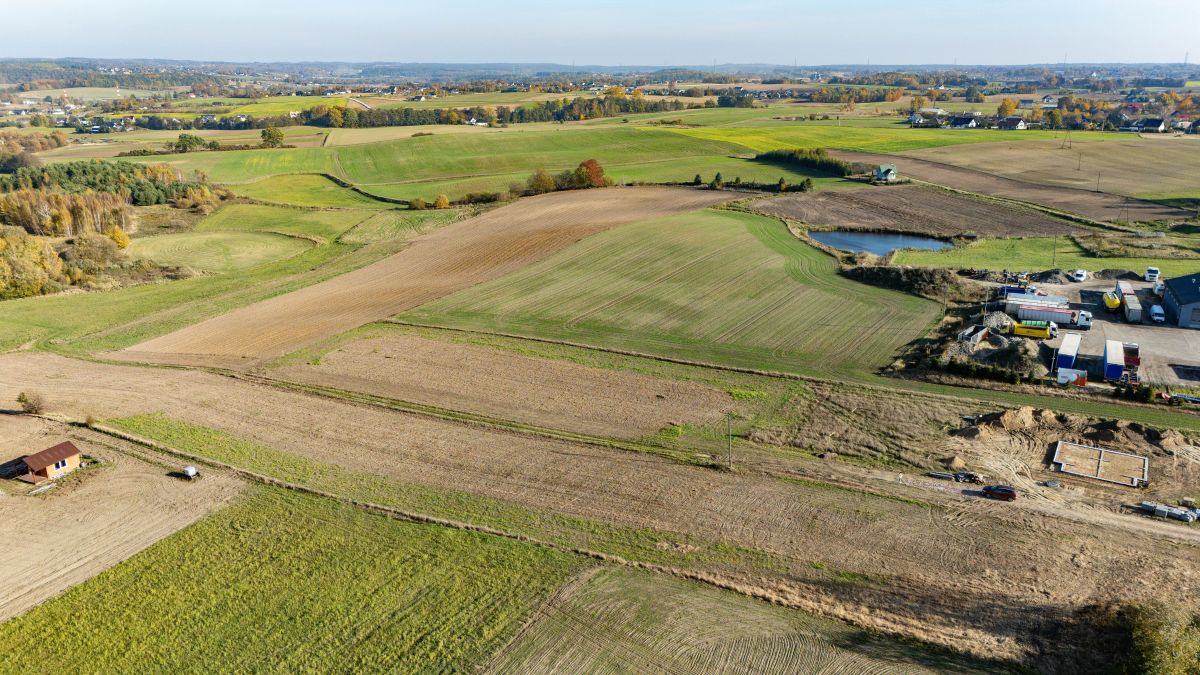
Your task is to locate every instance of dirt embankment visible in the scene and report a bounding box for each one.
[752,184,1084,238]
[271,334,733,439]
[115,187,732,368]
[829,151,1191,223]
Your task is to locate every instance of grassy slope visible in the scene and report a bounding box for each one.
[195,203,375,242]
[231,174,395,209]
[489,567,988,674]
[0,485,583,672]
[131,231,313,273]
[0,203,411,354]
[895,238,1200,278]
[404,209,940,378]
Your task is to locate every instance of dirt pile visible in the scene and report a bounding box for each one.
[1029,269,1074,284]
[987,339,1047,376]
[841,265,983,303]
[1090,269,1139,280]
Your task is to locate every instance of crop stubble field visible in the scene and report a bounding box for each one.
[274,333,733,439]
[119,187,732,366]
[3,351,1196,666]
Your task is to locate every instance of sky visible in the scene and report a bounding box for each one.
[6,0,1199,66]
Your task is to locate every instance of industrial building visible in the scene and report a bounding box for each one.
[1162,272,1200,329]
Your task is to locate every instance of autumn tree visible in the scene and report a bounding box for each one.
[526,168,557,194]
[260,127,284,148]
[409,197,426,210]
[997,98,1018,117]
[433,194,450,209]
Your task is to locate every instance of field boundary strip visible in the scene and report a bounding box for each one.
[57,416,991,657]
[905,178,1134,233]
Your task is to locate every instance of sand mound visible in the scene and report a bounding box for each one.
[943,455,967,470]
[997,407,1038,431]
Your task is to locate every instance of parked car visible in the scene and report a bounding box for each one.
[982,485,1018,502]
[1071,269,1087,282]
[1150,305,1166,323]
[1145,266,1160,282]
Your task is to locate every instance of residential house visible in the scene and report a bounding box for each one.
[1041,95,1057,104]
[874,164,899,182]
[997,116,1027,130]
[1134,118,1166,133]
[909,113,943,128]
[1018,99,1035,109]
[17,441,82,484]
[948,116,978,129]
[1162,273,1200,329]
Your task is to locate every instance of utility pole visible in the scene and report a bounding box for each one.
[1096,171,1101,192]
[1077,152,1082,171]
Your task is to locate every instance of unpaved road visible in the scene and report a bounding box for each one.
[0,417,243,621]
[3,351,1200,665]
[117,187,730,368]
[272,334,732,439]
[833,150,1191,223]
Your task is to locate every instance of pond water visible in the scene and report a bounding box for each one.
[808,230,951,256]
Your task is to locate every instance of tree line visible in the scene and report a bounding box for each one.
[0,160,208,206]
[754,148,852,177]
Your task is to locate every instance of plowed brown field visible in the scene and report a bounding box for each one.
[117,187,730,367]
[751,185,1083,238]
[0,417,243,621]
[272,334,732,438]
[831,150,1190,222]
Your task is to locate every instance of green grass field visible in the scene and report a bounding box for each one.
[195,203,376,242]
[371,90,587,110]
[229,175,395,210]
[131,231,313,272]
[15,86,184,101]
[337,209,461,244]
[0,486,584,672]
[662,125,1117,154]
[404,209,940,377]
[226,95,346,115]
[489,567,987,673]
[895,237,1200,277]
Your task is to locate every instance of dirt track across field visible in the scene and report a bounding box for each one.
[273,334,732,439]
[3,351,1200,667]
[116,187,730,368]
[832,151,1190,223]
[0,417,243,621]
[750,185,1083,238]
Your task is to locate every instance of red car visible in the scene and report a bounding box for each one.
[982,485,1018,502]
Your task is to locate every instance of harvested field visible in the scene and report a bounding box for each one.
[750,185,1081,238]
[831,150,1191,223]
[116,187,730,367]
[486,567,986,674]
[0,417,243,621]
[4,352,1200,667]
[905,137,1200,202]
[272,334,733,439]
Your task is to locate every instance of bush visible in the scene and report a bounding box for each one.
[408,198,426,211]
[433,194,450,209]
[17,390,45,414]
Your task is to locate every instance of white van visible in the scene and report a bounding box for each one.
[1071,269,1087,282]
[1145,267,1160,282]
[1150,305,1166,323]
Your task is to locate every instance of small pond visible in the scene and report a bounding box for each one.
[808,230,952,256]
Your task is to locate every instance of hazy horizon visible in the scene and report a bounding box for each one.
[6,0,1198,67]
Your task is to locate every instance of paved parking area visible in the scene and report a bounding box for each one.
[1044,278,1200,387]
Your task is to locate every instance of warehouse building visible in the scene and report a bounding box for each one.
[1163,272,1200,329]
